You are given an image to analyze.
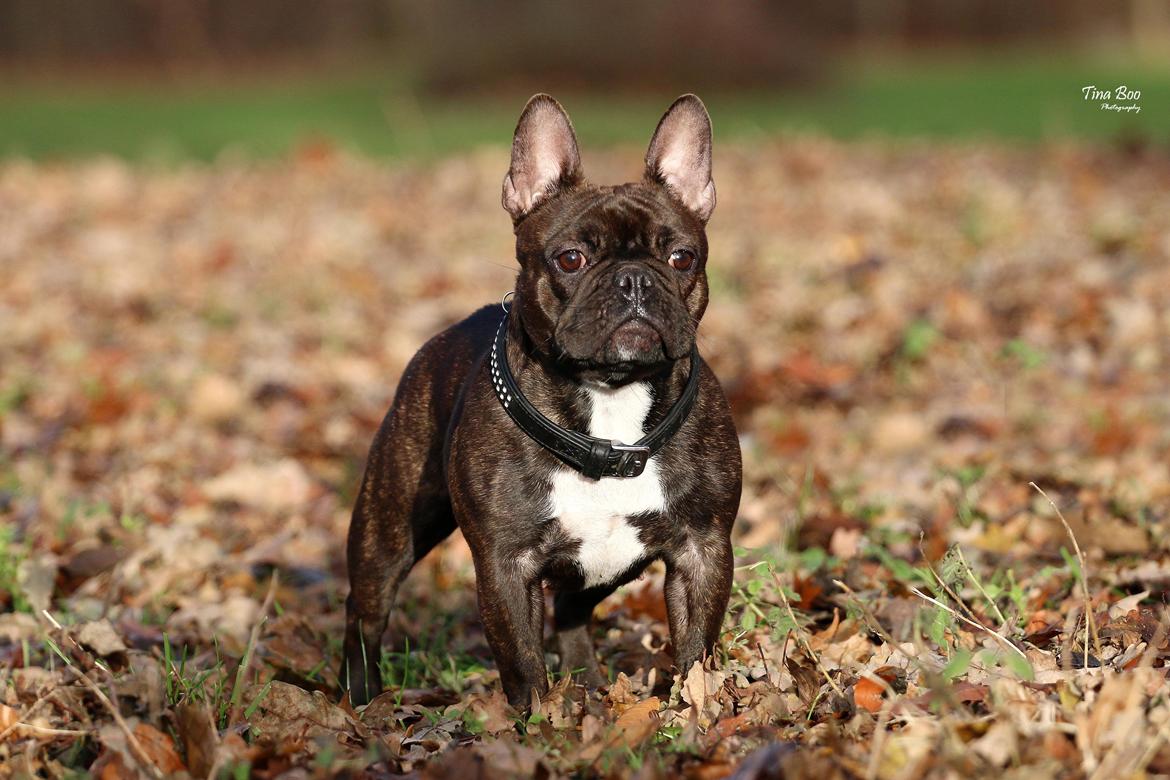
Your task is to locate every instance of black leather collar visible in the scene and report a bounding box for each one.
[489,314,700,480]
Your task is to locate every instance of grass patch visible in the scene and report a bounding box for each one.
[3,49,1168,161]
[379,633,488,698]
[0,524,31,613]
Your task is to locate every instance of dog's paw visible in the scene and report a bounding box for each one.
[340,653,383,707]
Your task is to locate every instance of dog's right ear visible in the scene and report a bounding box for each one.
[502,95,583,222]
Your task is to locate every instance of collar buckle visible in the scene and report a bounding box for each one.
[610,442,651,478]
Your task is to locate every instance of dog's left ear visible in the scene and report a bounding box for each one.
[645,94,716,223]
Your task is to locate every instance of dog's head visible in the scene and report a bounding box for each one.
[503,94,715,384]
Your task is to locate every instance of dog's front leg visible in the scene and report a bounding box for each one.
[475,555,548,708]
[664,534,733,675]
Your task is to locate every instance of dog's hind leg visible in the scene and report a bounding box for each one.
[552,586,615,688]
[342,400,455,706]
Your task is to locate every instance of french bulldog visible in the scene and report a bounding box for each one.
[342,94,742,709]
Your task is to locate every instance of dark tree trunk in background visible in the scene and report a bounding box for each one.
[393,0,830,93]
[0,0,393,67]
[0,0,1141,90]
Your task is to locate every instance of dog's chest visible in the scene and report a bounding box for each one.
[546,382,664,589]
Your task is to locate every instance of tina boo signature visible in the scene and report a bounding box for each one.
[1082,84,1142,114]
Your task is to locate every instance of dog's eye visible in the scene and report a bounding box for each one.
[668,249,696,271]
[556,249,587,272]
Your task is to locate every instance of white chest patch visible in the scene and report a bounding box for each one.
[547,382,665,588]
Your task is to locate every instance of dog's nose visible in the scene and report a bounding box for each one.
[615,268,653,304]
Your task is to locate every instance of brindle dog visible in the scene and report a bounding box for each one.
[343,94,741,708]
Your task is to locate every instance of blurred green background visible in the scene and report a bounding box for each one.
[2,0,1169,161]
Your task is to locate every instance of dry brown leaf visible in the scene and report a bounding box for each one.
[1067,510,1149,556]
[95,751,136,780]
[854,677,885,714]
[728,742,799,779]
[246,681,355,744]
[176,701,219,779]
[603,672,641,715]
[682,662,729,728]
[578,696,662,762]
[189,374,246,424]
[970,721,1018,768]
[423,745,524,780]
[77,620,129,657]
[0,703,19,732]
[95,719,185,778]
[471,740,546,777]
[1100,607,1166,649]
[712,711,752,739]
[132,722,186,774]
[201,459,312,512]
[463,690,514,736]
[613,696,662,741]
[1108,590,1150,619]
[877,718,942,779]
[612,580,668,623]
[16,555,57,614]
[259,615,336,688]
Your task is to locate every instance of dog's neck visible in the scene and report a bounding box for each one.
[504,316,692,439]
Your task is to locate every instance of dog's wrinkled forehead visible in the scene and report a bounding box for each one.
[540,184,703,257]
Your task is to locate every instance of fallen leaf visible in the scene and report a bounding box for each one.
[854,677,885,713]
[133,722,185,774]
[423,746,515,780]
[713,711,752,738]
[728,742,799,779]
[1108,590,1150,619]
[1072,514,1149,556]
[94,750,135,780]
[0,703,18,731]
[613,696,661,742]
[17,554,57,613]
[681,663,729,728]
[577,696,662,761]
[1100,608,1166,649]
[61,545,124,582]
[259,615,337,689]
[176,701,219,779]
[470,740,545,777]
[829,526,863,559]
[460,690,514,736]
[189,373,246,423]
[202,459,312,512]
[614,580,668,623]
[971,720,1017,767]
[245,681,355,744]
[77,620,128,657]
[603,672,641,715]
[872,411,930,454]
[96,719,185,778]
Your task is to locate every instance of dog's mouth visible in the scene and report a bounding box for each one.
[607,318,664,359]
[550,314,692,381]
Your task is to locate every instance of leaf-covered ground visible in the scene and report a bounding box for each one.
[1,139,1169,778]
